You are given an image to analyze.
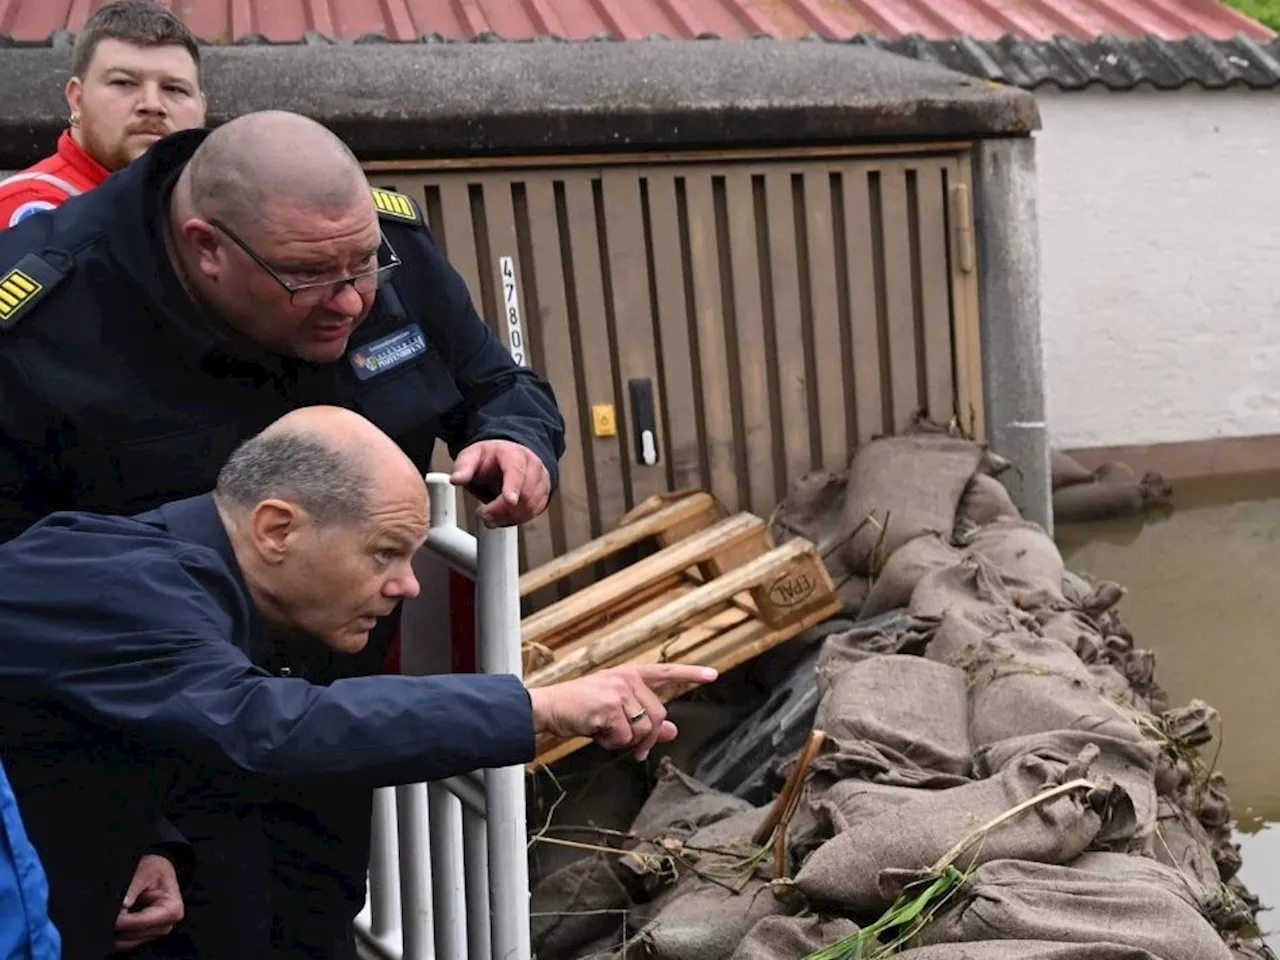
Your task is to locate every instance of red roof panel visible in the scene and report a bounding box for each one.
[0,0,1271,43]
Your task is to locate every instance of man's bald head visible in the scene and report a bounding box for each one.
[214,406,424,527]
[182,111,369,231]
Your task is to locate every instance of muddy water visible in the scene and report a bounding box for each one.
[1055,471,1280,945]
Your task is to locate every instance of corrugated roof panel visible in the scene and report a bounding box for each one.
[0,0,1271,44]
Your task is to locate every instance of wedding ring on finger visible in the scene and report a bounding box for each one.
[627,707,648,725]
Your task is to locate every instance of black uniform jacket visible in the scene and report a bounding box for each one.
[0,495,534,960]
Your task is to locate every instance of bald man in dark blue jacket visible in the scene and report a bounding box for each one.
[0,406,713,960]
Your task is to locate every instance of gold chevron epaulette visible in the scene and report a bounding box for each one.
[0,254,64,332]
[371,188,422,226]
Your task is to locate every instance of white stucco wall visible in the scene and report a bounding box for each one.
[1033,86,1280,450]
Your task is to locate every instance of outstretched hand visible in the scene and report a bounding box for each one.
[528,663,719,761]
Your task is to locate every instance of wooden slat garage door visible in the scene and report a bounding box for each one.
[367,148,984,573]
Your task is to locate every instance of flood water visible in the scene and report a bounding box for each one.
[1055,471,1280,946]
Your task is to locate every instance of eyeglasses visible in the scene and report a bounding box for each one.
[207,218,401,307]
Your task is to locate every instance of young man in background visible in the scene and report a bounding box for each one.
[0,0,206,227]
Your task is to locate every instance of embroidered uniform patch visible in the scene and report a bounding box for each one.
[348,324,427,381]
[371,188,421,224]
[0,254,64,331]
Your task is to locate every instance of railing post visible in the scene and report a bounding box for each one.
[396,782,433,960]
[476,521,531,960]
[368,787,403,950]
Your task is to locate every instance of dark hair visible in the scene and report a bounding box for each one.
[214,432,371,527]
[71,0,201,80]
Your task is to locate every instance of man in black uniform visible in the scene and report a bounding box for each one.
[0,405,708,960]
[0,110,566,958]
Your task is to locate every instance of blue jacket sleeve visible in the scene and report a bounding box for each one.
[392,224,566,492]
[35,549,536,787]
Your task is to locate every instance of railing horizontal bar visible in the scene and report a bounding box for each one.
[424,525,478,578]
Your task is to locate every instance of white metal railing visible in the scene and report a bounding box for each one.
[355,473,531,960]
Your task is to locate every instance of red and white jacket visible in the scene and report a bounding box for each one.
[0,131,110,229]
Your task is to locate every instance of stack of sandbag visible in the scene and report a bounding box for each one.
[532,433,1271,960]
[1051,449,1173,524]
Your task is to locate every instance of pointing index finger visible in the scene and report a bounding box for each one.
[634,663,719,689]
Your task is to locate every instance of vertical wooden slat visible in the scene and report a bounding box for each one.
[762,171,811,495]
[600,170,668,509]
[802,168,849,471]
[563,175,628,533]
[723,172,776,518]
[914,163,956,427]
[646,173,702,493]
[434,179,486,323]
[478,178,556,573]
[684,173,740,514]
[947,156,987,440]
[879,167,920,431]
[524,176,594,559]
[840,164,886,446]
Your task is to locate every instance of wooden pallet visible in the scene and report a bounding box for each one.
[519,490,842,768]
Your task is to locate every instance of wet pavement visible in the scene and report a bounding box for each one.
[1055,471,1280,947]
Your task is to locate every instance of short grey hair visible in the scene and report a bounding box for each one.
[214,431,371,526]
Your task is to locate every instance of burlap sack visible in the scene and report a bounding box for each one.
[768,470,867,607]
[729,914,862,960]
[976,730,1157,844]
[790,779,927,865]
[1147,798,1222,894]
[909,554,1018,619]
[956,472,1022,528]
[636,877,797,960]
[1037,610,1107,662]
[952,629,1144,748]
[794,752,1104,913]
[1050,449,1096,490]
[915,854,1233,960]
[893,942,1166,959]
[623,761,753,886]
[838,435,984,576]
[961,518,1065,604]
[636,808,796,960]
[816,614,932,685]
[804,737,972,795]
[860,535,964,620]
[814,654,972,777]
[532,855,634,959]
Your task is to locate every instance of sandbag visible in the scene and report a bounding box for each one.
[1050,449,1096,490]
[1146,798,1221,894]
[893,942,1166,959]
[914,854,1233,960]
[636,877,796,960]
[532,855,633,959]
[909,554,1018,619]
[976,730,1157,844]
[794,751,1105,913]
[729,914,862,960]
[623,761,753,886]
[814,654,972,777]
[768,470,866,607]
[790,779,928,865]
[950,628,1144,748]
[838,435,984,576]
[961,518,1065,603]
[636,808,795,960]
[804,737,972,794]
[816,615,932,684]
[860,535,964,620]
[956,472,1022,527]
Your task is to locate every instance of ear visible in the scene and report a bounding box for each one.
[248,499,304,564]
[180,218,225,280]
[65,76,83,116]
